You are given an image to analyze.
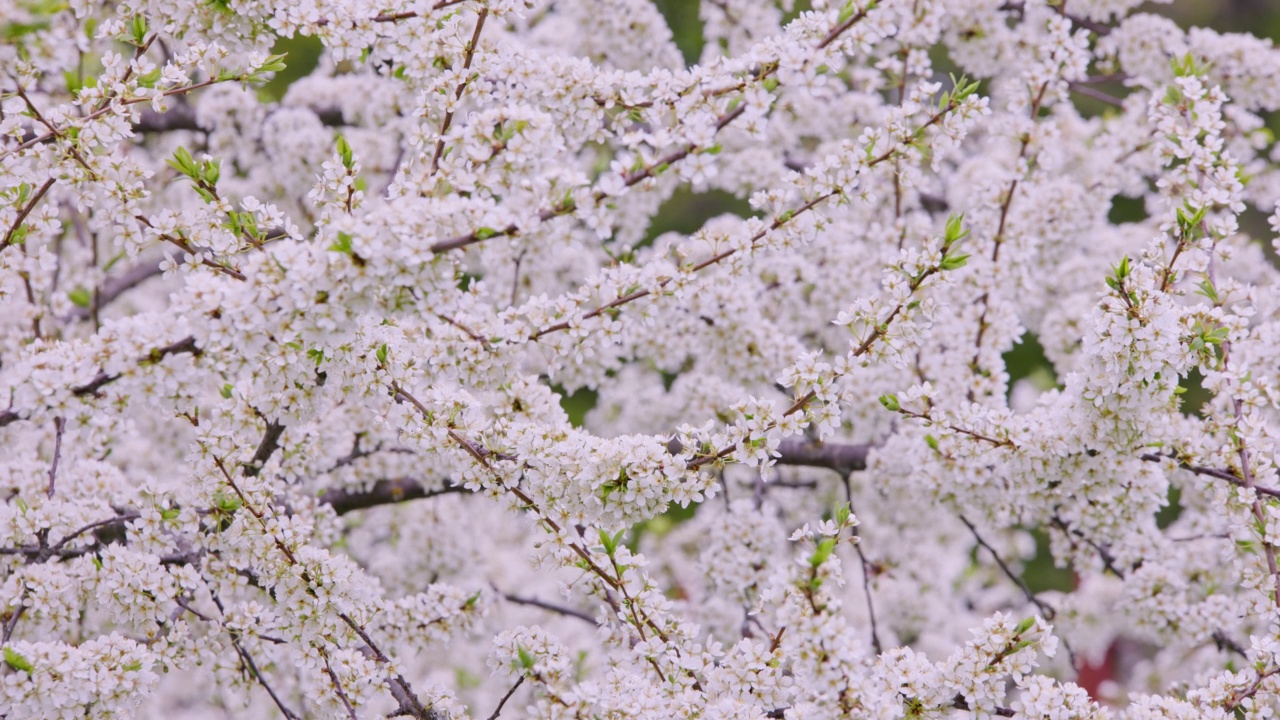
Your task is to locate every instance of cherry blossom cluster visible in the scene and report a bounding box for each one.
[5,0,1280,717]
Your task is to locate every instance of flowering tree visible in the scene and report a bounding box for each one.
[6,0,1280,716]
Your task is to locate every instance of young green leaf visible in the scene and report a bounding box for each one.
[336,135,354,170]
[68,286,91,308]
[809,537,837,567]
[3,647,33,673]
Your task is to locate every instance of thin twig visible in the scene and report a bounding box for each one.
[1,177,55,251]
[1140,452,1280,499]
[502,592,599,626]
[1069,82,1125,107]
[1232,395,1280,608]
[959,516,1055,619]
[322,650,359,720]
[428,8,489,175]
[843,476,881,655]
[231,631,302,719]
[46,417,65,498]
[486,676,524,720]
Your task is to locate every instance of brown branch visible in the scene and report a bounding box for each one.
[1139,452,1280,499]
[321,478,466,516]
[244,420,286,478]
[70,336,200,398]
[775,439,869,473]
[3,76,237,159]
[1226,665,1280,713]
[952,695,1016,717]
[64,259,164,322]
[139,217,247,281]
[0,336,201,428]
[314,439,864,517]
[130,103,346,134]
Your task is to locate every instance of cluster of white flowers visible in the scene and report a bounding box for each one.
[6,0,1280,717]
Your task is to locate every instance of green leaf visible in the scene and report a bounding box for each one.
[949,73,979,103]
[809,537,837,567]
[130,15,147,45]
[2,20,51,42]
[68,286,91,308]
[939,253,970,271]
[1171,52,1211,78]
[201,158,220,186]
[213,490,242,514]
[328,232,354,255]
[1195,278,1219,304]
[336,134,354,170]
[474,227,498,240]
[925,434,939,451]
[166,147,198,179]
[516,644,536,670]
[1113,256,1130,281]
[879,394,900,412]
[835,504,851,526]
[598,528,618,555]
[837,1,856,24]
[3,647,33,673]
[375,343,388,366]
[137,67,162,88]
[7,224,30,246]
[219,384,233,399]
[255,53,288,75]
[62,70,82,95]
[943,213,968,244]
